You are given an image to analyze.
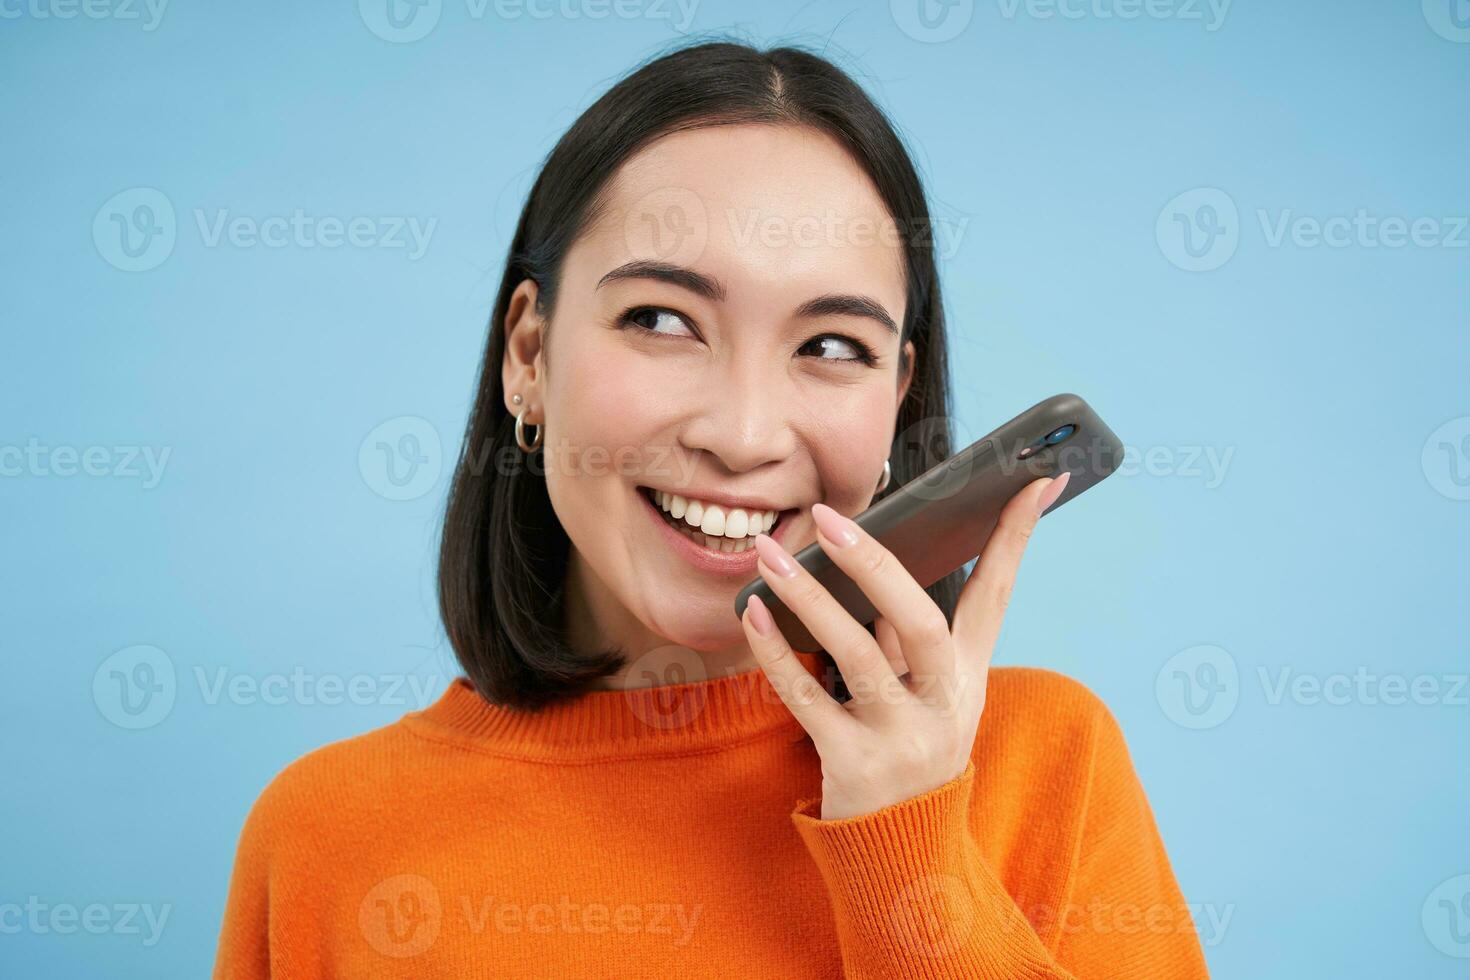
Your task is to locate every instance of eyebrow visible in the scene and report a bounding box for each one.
[596,260,898,336]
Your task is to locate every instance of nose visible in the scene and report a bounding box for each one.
[677,358,796,474]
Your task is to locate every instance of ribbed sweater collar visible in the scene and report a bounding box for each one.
[406,651,830,761]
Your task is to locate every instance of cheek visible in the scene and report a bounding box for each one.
[551,329,706,462]
[803,391,897,506]
[557,346,651,450]
[543,341,673,525]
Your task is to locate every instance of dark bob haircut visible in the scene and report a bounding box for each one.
[438,38,962,710]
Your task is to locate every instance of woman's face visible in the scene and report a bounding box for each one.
[503,122,915,666]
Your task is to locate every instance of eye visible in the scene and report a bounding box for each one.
[800,334,877,365]
[618,305,696,339]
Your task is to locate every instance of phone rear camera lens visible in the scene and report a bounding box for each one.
[1045,424,1076,446]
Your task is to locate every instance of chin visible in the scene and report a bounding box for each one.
[638,607,743,657]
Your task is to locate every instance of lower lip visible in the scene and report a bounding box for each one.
[636,487,793,578]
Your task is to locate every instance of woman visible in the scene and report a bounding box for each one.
[214,40,1210,979]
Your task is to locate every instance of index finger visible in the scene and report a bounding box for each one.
[739,595,852,740]
[810,502,955,683]
[952,472,1071,662]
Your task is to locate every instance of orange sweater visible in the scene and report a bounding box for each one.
[213,652,1211,978]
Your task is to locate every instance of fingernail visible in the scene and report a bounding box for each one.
[754,533,798,578]
[812,502,859,548]
[745,594,775,636]
[1036,471,1072,517]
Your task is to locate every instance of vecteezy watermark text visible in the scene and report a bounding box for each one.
[1157,644,1470,729]
[357,875,702,957]
[1157,187,1469,272]
[193,209,436,259]
[93,187,438,272]
[0,0,168,30]
[0,439,170,488]
[0,897,170,947]
[358,0,699,43]
[996,0,1229,30]
[92,644,447,730]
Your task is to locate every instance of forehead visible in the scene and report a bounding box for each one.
[573,123,907,317]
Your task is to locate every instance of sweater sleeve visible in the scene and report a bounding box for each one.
[212,787,276,980]
[789,706,1211,979]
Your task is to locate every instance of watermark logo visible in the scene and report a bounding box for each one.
[360,875,442,957]
[359,416,443,501]
[623,644,709,730]
[1155,644,1238,729]
[359,0,442,41]
[93,645,177,730]
[1422,416,1470,501]
[1156,188,1239,272]
[1423,0,1470,43]
[1423,874,1470,958]
[889,415,982,503]
[890,0,975,43]
[623,185,709,268]
[93,188,176,272]
[890,873,978,957]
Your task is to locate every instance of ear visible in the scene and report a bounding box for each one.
[895,338,916,411]
[501,278,546,418]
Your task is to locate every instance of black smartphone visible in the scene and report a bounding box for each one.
[732,393,1123,652]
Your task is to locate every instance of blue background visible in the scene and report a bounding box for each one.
[4,0,1468,975]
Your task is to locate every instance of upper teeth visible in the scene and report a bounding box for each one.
[651,489,779,540]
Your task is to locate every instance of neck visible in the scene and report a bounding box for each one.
[562,549,765,691]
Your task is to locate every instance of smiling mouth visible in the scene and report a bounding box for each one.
[637,485,790,555]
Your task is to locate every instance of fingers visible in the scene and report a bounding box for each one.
[739,595,850,739]
[751,531,898,694]
[874,616,909,678]
[809,502,954,681]
[953,472,1071,665]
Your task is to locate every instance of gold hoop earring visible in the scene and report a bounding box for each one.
[876,458,891,492]
[515,408,543,453]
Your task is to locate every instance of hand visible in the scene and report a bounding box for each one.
[740,472,1071,820]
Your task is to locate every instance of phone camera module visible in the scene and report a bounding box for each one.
[1018,422,1077,460]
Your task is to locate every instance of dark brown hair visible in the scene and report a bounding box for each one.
[437,38,962,709]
